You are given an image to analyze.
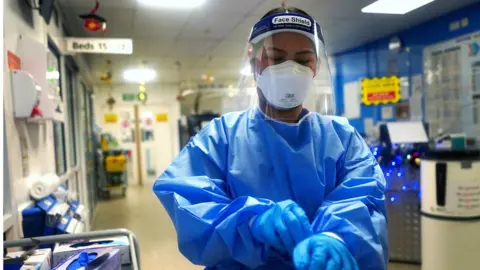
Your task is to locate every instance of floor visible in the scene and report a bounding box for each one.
[93,185,421,270]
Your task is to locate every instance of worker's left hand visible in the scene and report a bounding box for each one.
[251,200,313,254]
[293,234,359,270]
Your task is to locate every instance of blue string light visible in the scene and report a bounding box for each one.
[391,161,396,166]
[397,172,402,177]
[412,181,419,191]
[402,185,407,191]
[386,173,390,177]
[390,196,396,202]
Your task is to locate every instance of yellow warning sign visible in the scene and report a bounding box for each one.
[104,113,118,123]
[156,113,168,122]
[361,76,401,105]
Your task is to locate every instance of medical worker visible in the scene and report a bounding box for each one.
[153,6,388,270]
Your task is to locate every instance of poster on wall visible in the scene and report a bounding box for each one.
[119,111,133,143]
[361,76,401,105]
[473,61,480,132]
[7,51,21,70]
[104,113,118,123]
[412,74,423,96]
[400,77,410,100]
[410,95,423,121]
[396,103,410,119]
[423,31,480,138]
[141,111,154,142]
[156,113,168,122]
[381,106,394,120]
[343,81,361,119]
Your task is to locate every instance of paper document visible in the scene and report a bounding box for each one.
[343,81,361,119]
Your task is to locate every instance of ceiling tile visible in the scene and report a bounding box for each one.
[252,0,317,16]
[205,57,244,70]
[197,0,264,15]
[132,40,175,58]
[178,12,245,40]
[65,0,136,9]
[132,8,191,38]
[308,0,374,21]
[167,39,217,57]
[210,41,247,58]
[223,15,259,41]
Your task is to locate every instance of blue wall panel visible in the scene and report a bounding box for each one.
[334,2,480,133]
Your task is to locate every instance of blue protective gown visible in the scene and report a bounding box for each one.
[153,107,388,270]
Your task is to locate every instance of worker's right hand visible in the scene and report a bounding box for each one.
[293,234,359,270]
[250,200,313,254]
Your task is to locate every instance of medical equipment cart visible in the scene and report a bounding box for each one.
[3,229,141,270]
[97,149,128,199]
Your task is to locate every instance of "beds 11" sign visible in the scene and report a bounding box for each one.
[65,38,133,55]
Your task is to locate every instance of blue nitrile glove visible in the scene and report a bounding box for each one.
[251,200,313,254]
[293,234,359,270]
[66,252,97,270]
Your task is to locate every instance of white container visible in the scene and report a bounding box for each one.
[421,150,480,270]
[52,236,130,267]
[5,248,51,270]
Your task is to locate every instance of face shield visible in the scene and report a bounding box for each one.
[229,11,336,120]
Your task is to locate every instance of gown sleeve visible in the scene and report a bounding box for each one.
[153,118,274,269]
[312,123,389,270]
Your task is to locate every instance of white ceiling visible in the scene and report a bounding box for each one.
[58,0,480,85]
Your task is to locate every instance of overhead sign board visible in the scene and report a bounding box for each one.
[65,38,133,54]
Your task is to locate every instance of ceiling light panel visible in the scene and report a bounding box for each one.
[362,0,435,15]
[138,0,207,9]
[123,68,157,83]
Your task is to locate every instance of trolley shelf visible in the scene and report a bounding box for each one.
[4,229,141,270]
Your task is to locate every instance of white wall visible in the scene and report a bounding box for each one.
[3,0,94,237]
[94,85,181,185]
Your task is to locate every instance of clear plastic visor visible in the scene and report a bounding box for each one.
[227,21,336,122]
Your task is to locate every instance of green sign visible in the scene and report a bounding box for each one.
[122,93,136,101]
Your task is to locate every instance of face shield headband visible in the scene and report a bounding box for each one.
[248,13,324,47]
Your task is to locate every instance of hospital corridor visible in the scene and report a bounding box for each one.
[3,0,480,269]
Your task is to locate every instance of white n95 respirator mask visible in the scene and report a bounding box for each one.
[255,60,314,110]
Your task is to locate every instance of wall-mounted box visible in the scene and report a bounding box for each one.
[10,70,63,122]
[10,34,64,122]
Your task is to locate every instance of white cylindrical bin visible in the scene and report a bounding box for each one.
[421,150,480,270]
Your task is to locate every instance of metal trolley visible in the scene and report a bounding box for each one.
[4,229,141,270]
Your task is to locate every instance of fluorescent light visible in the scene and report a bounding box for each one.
[362,0,435,15]
[138,0,206,9]
[123,68,157,83]
[241,65,252,76]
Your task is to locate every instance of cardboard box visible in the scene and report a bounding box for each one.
[4,248,51,270]
[53,247,120,270]
[53,236,130,267]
